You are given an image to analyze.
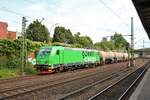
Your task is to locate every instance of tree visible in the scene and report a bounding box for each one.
[74,32,81,44]
[26,20,50,42]
[52,27,94,48]
[112,33,128,50]
[94,40,114,51]
[52,26,74,44]
[74,32,93,48]
[94,32,129,51]
[125,42,130,51]
[80,36,93,48]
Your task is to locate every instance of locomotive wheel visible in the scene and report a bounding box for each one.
[55,68,60,72]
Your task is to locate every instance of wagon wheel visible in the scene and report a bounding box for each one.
[59,64,64,72]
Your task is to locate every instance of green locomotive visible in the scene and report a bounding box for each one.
[35,46,100,74]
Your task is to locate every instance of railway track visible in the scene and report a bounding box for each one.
[0,61,126,86]
[0,60,141,89]
[89,61,150,100]
[0,64,125,92]
[0,61,131,93]
[0,75,37,84]
[0,66,131,100]
[59,68,132,100]
[0,59,147,100]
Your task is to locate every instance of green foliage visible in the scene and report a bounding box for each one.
[0,39,17,57]
[25,62,38,74]
[74,32,80,43]
[94,41,114,51]
[74,32,93,48]
[94,33,129,51]
[0,39,48,77]
[0,56,8,69]
[0,39,22,70]
[112,33,128,49]
[26,20,50,42]
[52,26,74,44]
[125,42,130,51]
[52,27,94,48]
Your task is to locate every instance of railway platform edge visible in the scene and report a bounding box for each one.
[129,64,150,100]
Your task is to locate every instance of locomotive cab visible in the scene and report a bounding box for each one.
[35,46,64,73]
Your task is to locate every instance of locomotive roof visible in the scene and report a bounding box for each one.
[40,46,98,52]
[65,47,98,52]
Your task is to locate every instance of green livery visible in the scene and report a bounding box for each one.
[35,46,100,72]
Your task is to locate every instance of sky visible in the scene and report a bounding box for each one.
[0,0,149,49]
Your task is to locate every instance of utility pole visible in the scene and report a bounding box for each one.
[21,16,27,75]
[131,17,134,67]
[143,40,144,57]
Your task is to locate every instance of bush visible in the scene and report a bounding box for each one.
[0,39,48,77]
[0,56,8,69]
[24,62,38,74]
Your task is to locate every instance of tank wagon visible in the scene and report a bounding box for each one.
[35,46,100,74]
[99,51,129,64]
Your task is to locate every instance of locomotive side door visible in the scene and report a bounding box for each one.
[56,50,64,64]
[56,49,64,71]
[59,50,64,64]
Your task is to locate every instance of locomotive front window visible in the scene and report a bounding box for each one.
[39,48,51,56]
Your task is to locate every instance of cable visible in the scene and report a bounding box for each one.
[0,6,35,20]
[23,0,35,4]
[98,0,130,27]
[0,6,24,16]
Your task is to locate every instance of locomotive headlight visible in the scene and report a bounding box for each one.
[48,67,51,70]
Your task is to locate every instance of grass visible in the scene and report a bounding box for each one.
[0,68,19,79]
[0,66,38,79]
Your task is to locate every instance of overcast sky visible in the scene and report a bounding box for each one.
[0,0,149,49]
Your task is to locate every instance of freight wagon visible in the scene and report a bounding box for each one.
[99,51,129,64]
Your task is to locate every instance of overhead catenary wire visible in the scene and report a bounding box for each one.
[0,5,48,30]
[0,6,33,19]
[0,1,49,21]
[98,0,130,27]
[0,6,40,22]
[23,0,35,4]
[0,6,24,16]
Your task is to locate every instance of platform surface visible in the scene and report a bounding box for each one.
[129,65,150,100]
